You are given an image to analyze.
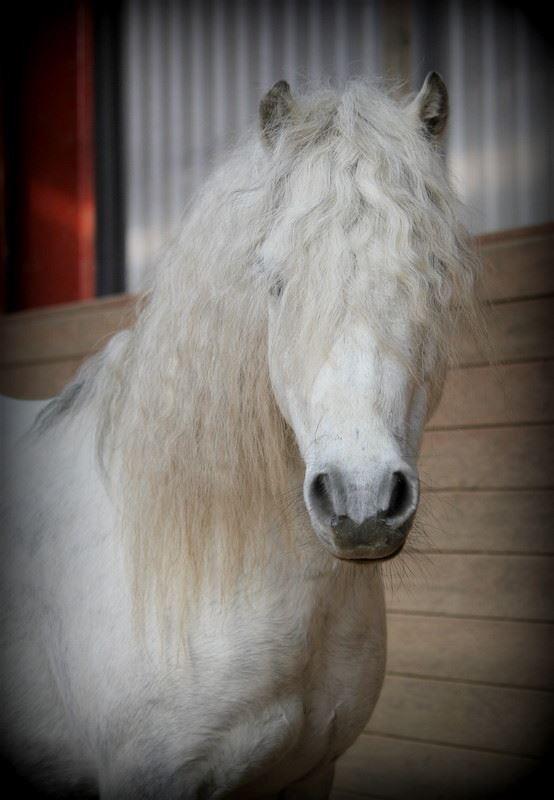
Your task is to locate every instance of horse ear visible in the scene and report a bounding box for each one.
[408,71,449,138]
[259,80,295,147]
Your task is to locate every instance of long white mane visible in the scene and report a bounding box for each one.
[41,81,482,627]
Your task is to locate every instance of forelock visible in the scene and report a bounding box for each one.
[260,80,482,379]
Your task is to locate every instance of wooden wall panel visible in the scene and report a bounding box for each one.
[419,426,554,490]
[3,293,552,372]
[0,358,82,399]
[0,295,136,398]
[0,294,135,365]
[335,734,539,799]
[1,227,552,395]
[384,554,553,620]
[478,229,554,301]
[416,490,554,554]
[458,296,554,366]
[386,616,554,690]
[367,676,553,757]
[333,225,554,798]
[429,361,554,428]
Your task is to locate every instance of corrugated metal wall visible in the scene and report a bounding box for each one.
[412,0,553,236]
[119,0,554,291]
[121,0,382,291]
[121,1,552,291]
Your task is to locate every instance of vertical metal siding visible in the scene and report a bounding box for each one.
[412,0,553,234]
[121,1,552,289]
[121,0,382,290]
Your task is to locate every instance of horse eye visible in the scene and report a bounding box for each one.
[269,278,284,298]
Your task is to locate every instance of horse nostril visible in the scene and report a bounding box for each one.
[311,473,328,501]
[384,470,418,526]
[308,472,336,524]
[386,472,408,518]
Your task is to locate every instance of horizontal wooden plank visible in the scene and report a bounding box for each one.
[5,295,551,369]
[429,361,554,428]
[366,675,553,757]
[0,359,82,400]
[415,490,554,554]
[419,425,554,490]
[458,296,554,365]
[387,615,554,689]
[3,350,554,412]
[0,228,552,369]
[476,222,554,246]
[1,293,133,323]
[335,733,539,799]
[4,389,554,495]
[479,232,554,301]
[384,553,553,620]
[0,295,136,366]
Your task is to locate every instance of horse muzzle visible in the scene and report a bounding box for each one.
[304,464,419,561]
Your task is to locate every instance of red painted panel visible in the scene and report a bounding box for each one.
[7,1,95,310]
[0,94,6,313]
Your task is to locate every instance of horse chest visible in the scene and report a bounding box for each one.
[180,572,386,793]
[5,458,386,797]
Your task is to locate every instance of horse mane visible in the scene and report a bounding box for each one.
[46,80,483,633]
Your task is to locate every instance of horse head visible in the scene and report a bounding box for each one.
[258,75,475,562]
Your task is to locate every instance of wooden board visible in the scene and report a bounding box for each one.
[419,426,554,490]
[0,298,548,378]
[334,733,540,799]
[458,296,554,366]
[3,295,552,368]
[366,675,554,757]
[0,226,552,402]
[0,358,82,399]
[0,305,134,366]
[429,361,554,428]
[386,615,554,689]
[3,356,554,414]
[0,294,135,365]
[384,553,553,620]
[415,490,554,554]
[479,231,554,301]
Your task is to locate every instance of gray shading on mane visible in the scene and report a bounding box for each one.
[32,331,131,438]
[32,380,86,435]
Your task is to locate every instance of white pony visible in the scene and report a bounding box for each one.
[1,75,480,798]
